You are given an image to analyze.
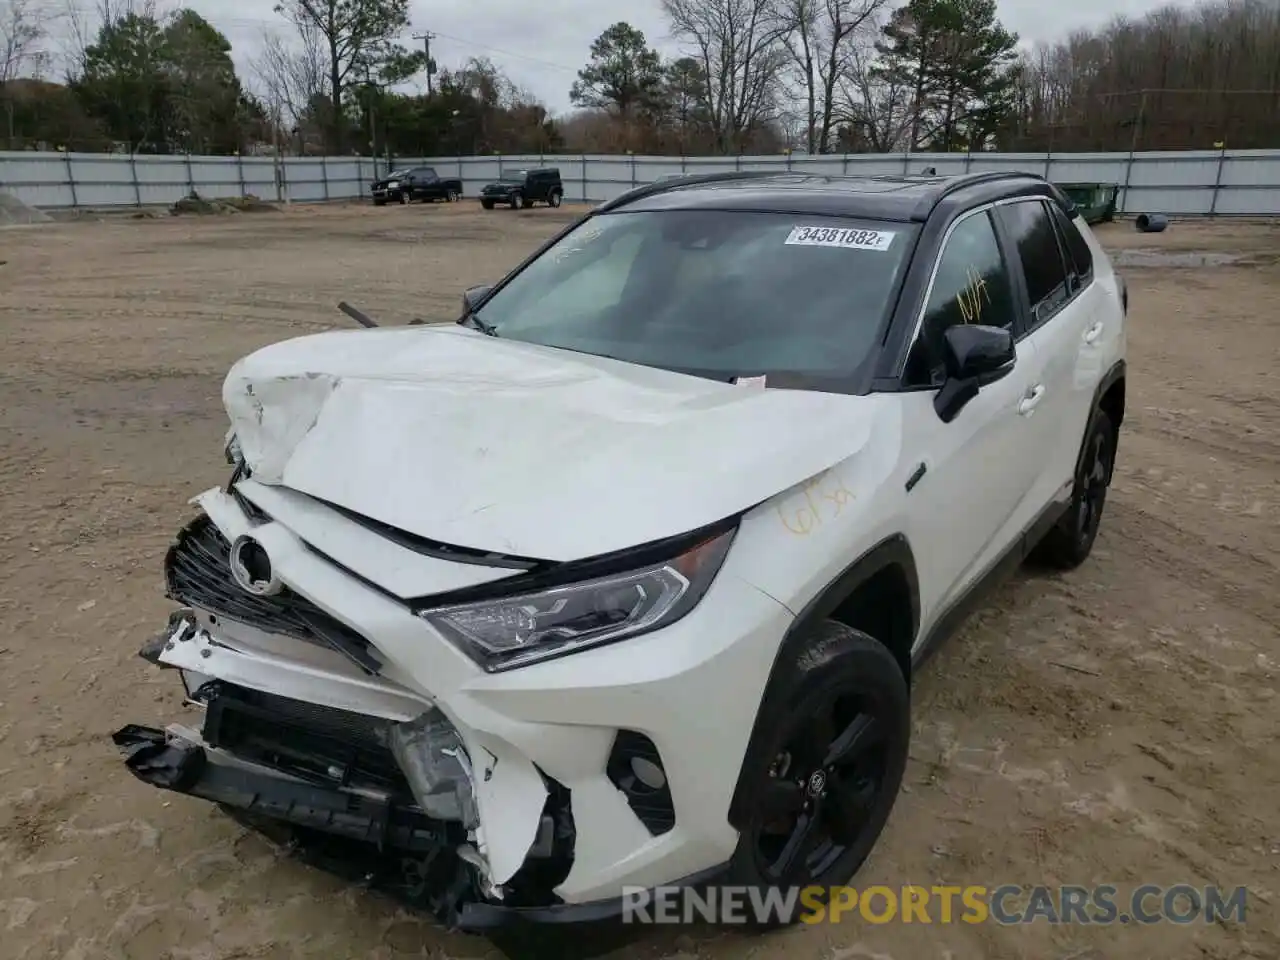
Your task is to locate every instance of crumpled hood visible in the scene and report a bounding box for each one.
[223,325,880,562]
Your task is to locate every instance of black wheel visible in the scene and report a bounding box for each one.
[724,621,909,927]
[373,198,386,207]
[398,192,409,205]
[1031,409,1115,569]
[481,200,494,210]
[549,190,562,208]
[510,192,524,210]
[447,189,458,202]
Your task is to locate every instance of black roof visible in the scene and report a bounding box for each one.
[602,171,1073,223]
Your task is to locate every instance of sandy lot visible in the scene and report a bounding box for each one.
[1,202,1278,960]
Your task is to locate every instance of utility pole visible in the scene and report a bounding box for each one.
[412,32,437,95]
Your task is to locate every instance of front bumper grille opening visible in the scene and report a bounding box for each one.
[165,513,382,673]
[201,683,412,799]
[606,731,675,836]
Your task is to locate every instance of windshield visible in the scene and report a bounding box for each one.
[384,169,411,179]
[472,209,915,385]
[500,170,528,182]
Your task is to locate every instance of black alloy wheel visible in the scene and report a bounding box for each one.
[752,686,892,884]
[1032,408,1115,569]
[724,621,910,926]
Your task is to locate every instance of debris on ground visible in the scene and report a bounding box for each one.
[0,190,53,226]
[169,191,279,216]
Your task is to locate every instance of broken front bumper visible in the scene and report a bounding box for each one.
[112,702,722,930]
[115,484,794,924]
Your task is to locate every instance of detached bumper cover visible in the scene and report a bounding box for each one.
[111,723,727,930]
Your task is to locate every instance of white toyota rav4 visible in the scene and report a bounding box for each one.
[115,171,1127,930]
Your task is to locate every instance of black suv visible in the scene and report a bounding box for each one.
[480,167,564,210]
[371,166,464,206]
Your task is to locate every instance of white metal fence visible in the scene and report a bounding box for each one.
[2,149,1278,216]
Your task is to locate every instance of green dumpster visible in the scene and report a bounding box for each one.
[1056,182,1119,225]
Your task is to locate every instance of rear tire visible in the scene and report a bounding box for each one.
[722,620,910,928]
[1030,409,1115,570]
[447,189,458,202]
[510,192,524,210]
[549,190,562,208]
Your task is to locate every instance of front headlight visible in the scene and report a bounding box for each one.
[387,180,400,189]
[419,528,735,672]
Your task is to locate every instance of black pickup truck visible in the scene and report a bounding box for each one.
[480,167,564,209]
[371,166,463,205]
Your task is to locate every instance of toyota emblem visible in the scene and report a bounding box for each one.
[229,535,283,597]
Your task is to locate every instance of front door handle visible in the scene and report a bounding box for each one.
[1084,321,1104,344]
[1018,385,1046,416]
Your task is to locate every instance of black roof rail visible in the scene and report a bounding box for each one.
[908,170,1042,221]
[597,170,783,212]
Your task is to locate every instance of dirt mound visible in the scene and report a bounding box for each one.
[0,189,53,226]
[170,191,278,216]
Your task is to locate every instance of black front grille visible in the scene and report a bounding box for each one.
[165,514,382,673]
[202,682,411,798]
[606,731,675,835]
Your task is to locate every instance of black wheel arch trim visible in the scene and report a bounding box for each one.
[1076,359,1125,484]
[726,534,919,831]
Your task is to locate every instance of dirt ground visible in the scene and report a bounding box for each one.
[1,202,1278,960]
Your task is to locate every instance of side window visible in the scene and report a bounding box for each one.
[905,210,1017,386]
[1048,203,1093,283]
[420,167,438,180]
[996,200,1071,327]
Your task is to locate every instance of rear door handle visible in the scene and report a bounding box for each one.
[1084,321,1104,344]
[1018,385,1046,416]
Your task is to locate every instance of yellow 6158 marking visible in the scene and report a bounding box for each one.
[778,469,856,536]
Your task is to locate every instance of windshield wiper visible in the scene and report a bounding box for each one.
[462,313,499,337]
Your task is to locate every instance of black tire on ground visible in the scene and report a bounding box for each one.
[510,192,524,210]
[1030,408,1116,570]
[373,198,386,207]
[549,190,562,208]
[398,192,409,205]
[447,189,458,202]
[723,620,910,928]
[481,200,494,210]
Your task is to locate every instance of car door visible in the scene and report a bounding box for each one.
[418,167,441,199]
[993,198,1094,511]
[897,207,1046,628]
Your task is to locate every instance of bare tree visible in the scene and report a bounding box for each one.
[252,26,326,132]
[662,0,791,152]
[776,0,886,152]
[273,0,416,153]
[837,24,914,151]
[1,0,46,84]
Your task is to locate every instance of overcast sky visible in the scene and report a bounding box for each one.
[68,0,1187,113]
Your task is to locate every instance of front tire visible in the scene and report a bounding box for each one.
[1031,409,1115,569]
[723,620,910,927]
[481,200,494,210]
[398,191,408,205]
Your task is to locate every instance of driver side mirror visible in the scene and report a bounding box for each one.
[934,324,1016,423]
[462,284,493,315]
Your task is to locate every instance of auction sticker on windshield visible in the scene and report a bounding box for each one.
[785,225,896,251]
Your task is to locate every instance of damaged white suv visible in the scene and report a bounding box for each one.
[115,171,1127,930]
